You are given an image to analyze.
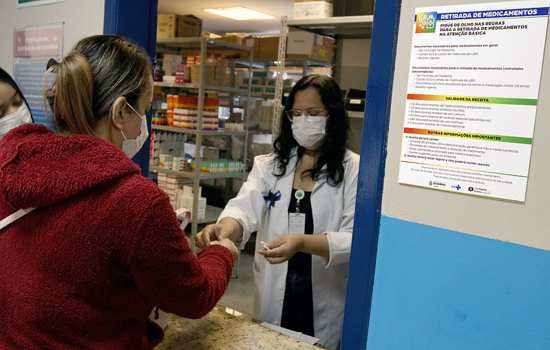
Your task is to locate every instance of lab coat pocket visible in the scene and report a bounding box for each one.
[253,254,265,273]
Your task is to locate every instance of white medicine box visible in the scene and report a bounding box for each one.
[293,1,333,19]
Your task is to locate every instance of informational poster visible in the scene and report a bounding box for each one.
[13,23,63,130]
[17,0,63,8]
[399,1,550,202]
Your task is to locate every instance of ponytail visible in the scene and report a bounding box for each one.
[53,53,95,135]
[48,35,151,135]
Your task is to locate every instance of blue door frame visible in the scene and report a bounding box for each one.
[103,0,158,175]
[341,0,402,349]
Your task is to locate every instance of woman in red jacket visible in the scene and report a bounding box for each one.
[0,35,238,349]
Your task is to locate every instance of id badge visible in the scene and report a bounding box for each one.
[288,213,306,234]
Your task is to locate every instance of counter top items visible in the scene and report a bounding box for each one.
[156,306,325,350]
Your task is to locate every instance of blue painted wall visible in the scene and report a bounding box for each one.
[366,216,550,350]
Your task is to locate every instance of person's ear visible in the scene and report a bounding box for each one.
[110,96,128,131]
[12,92,22,106]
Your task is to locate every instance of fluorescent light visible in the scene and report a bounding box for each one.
[204,7,274,21]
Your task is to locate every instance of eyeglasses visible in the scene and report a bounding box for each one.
[285,108,328,121]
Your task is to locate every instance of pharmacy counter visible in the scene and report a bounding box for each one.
[156,306,324,350]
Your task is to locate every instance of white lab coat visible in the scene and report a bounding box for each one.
[218,149,360,350]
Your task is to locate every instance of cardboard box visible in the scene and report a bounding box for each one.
[293,1,333,19]
[177,15,202,37]
[157,14,177,39]
[238,36,256,60]
[286,30,335,63]
[157,14,202,39]
[255,36,279,60]
[162,54,183,76]
[333,0,374,16]
[243,36,256,49]
[221,35,244,46]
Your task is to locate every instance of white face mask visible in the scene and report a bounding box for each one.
[291,115,327,150]
[0,104,32,138]
[119,103,149,159]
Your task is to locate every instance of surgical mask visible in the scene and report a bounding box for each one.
[119,103,149,159]
[291,115,327,150]
[0,104,32,138]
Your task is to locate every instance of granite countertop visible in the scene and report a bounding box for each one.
[156,306,324,350]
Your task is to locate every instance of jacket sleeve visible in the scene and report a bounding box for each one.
[127,196,234,319]
[217,155,270,249]
[325,154,360,268]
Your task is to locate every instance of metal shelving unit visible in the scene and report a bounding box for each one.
[151,166,247,180]
[235,58,332,102]
[234,58,332,70]
[157,37,253,51]
[152,124,246,136]
[153,81,248,95]
[153,37,253,235]
[286,15,374,39]
[273,16,374,131]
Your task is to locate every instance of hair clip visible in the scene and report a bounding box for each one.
[263,190,281,209]
[46,58,59,71]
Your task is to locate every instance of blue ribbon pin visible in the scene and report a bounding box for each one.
[263,190,281,208]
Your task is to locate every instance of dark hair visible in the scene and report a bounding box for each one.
[273,74,349,186]
[0,67,31,118]
[48,35,151,134]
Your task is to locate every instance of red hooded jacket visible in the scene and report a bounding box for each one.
[0,124,233,349]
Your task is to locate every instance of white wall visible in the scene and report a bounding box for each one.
[0,0,105,74]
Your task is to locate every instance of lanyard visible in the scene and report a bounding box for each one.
[0,208,35,231]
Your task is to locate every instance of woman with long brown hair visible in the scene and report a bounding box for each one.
[0,35,237,349]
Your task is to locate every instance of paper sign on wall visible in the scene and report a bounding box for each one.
[17,0,64,8]
[13,23,63,130]
[398,0,550,202]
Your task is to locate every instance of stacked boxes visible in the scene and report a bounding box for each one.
[254,36,279,60]
[172,95,198,129]
[286,29,335,64]
[157,175,206,220]
[175,64,190,84]
[188,56,230,86]
[176,186,206,221]
[172,97,219,130]
[157,14,178,39]
[190,62,216,85]
[157,173,190,209]
[157,14,202,39]
[159,54,232,86]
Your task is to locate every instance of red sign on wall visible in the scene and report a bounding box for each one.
[13,24,63,59]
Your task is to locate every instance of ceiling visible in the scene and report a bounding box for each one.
[158,0,293,35]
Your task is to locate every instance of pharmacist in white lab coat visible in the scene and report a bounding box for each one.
[196,75,359,350]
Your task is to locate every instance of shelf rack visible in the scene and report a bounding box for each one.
[286,15,374,39]
[152,124,246,136]
[273,16,375,130]
[151,166,247,180]
[154,37,253,235]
